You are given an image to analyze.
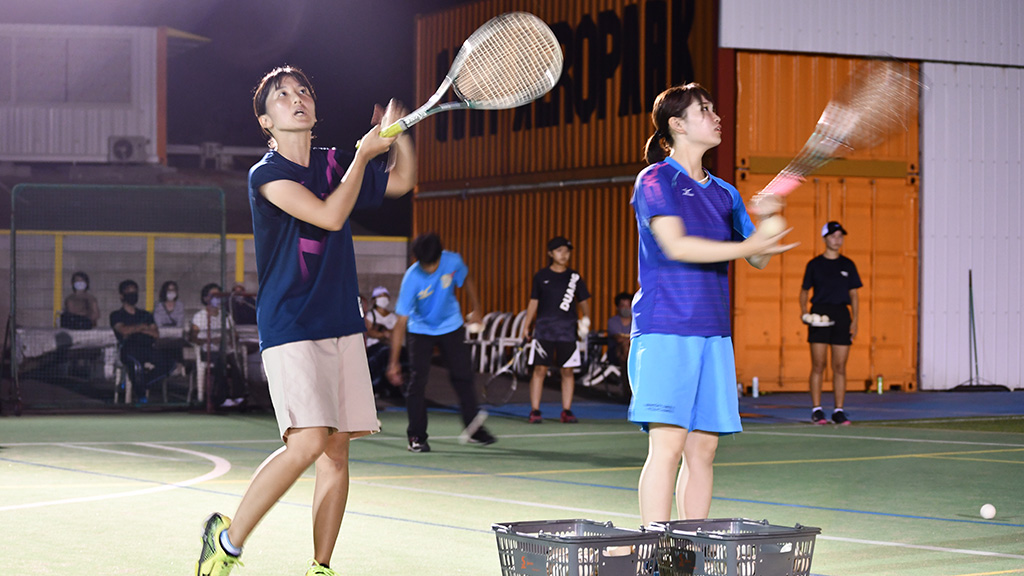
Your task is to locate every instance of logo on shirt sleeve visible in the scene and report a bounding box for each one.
[441,273,453,289]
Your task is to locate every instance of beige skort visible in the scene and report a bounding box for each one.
[262,334,379,442]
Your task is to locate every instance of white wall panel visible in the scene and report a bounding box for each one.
[920,62,1024,390]
[0,24,159,163]
[721,0,1024,67]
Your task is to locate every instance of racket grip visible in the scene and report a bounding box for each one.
[763,173,804,197]
[379,121,406,138]
[354,121,407,149]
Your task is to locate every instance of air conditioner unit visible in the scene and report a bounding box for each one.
[108,136,149,164]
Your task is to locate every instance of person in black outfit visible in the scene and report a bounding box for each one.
[110,279,175,400]
[519,236,591,424]
[799,222,862,425]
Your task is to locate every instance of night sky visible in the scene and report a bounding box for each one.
[7,0,476,234]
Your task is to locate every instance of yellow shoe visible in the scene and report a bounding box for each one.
[305,560,339,576]
[195,513,243,576]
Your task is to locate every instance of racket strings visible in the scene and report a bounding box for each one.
[762,60,919,196]
[453,12,562,109]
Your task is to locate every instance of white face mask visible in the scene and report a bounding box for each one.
[375,296,389,309]
[166,291,177,302]
[73,281,87,292]
[209,297,221,308]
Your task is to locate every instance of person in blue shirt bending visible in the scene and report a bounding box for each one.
[629,83,796,524]
[387,233,497,453]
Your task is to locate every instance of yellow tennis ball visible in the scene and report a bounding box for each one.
[758,215,787,237]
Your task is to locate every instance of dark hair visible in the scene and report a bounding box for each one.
[252,65,317,145]
[71,271,89,288]
[201,283,222,305]
[412,233,443,265]
[118,279,138,295]
[643,83,715,164]
[159,280,177,302]
[614,291,633,306]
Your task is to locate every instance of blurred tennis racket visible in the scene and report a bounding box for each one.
[483,342,529,406]
[360,12,561,147]
[757,58,920,202]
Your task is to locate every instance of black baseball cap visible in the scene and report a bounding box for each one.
[821,221,847,237]
[547,236,573,251]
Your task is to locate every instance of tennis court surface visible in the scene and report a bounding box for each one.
[2,388,1022,575]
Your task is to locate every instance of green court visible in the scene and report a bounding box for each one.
[2,400,1022,576]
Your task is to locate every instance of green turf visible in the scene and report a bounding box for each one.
[871,415,1024,434]
[1,411,1022,576]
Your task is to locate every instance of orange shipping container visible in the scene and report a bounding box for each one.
[731,52,920,393]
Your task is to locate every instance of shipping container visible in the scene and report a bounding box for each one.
[732,51,920,393]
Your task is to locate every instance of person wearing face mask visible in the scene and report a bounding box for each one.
[190,283,242,408]
[364,286,402,400]
[110,279,175,400]
[606,292,634,370]
[61,271,100,329]
[154,280,185,328]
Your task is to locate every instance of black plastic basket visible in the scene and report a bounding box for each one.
[650,518,820,576]
[492,519,661,576]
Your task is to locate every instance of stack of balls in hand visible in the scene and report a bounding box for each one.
[802,313,831,325]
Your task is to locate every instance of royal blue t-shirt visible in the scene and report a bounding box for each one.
[248,147,388,350]
[395,251,468,336]
[630,157,755,338]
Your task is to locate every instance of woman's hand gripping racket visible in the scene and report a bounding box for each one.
[359,12,562,147]
[483,341,530,406]
[753,58,921,232]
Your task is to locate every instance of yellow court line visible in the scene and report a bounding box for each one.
[917,456,1024,465]
[716,447,1024,468]
[953,570,1024,576]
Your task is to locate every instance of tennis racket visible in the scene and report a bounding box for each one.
[483,342,529,406]
[757,58,920,200]
[379,12,562,140]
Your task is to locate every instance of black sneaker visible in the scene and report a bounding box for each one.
[832,409,851,426]
[468,428,497,446]
[811,408,827,425]
[407,437,431,453]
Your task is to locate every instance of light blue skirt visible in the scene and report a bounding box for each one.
[627,333,742,434]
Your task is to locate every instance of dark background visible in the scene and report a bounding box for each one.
[6,0,478,235]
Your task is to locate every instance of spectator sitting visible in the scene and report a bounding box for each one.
[607,291,633,368]
[61,271,100,330]
[110,279,175,400]
[190,283,243,408]
[365,286,402,400]
[154,280,185,328]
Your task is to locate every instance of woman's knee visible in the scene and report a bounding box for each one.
[284,428,330,463]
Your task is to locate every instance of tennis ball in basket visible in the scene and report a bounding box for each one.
[811,314,823,323]
[802,313,813,324]
[980,503,996,519]
[820,314,830,323]
[758,215,787,237]
[466,322,483,334]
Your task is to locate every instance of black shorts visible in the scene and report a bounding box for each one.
[807,304,853,346]
[529,339,581,368]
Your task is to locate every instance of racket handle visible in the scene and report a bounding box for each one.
[762,173,805,197]
[354,121,407,149]
[379,121,406,139]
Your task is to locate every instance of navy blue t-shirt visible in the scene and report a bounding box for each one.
[248,147,388,350]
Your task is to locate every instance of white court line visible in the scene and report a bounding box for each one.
[58,443,185,461]
[355,481,1024,561]
[0,443,230,512]
[819,535,1024,561]
[745,430,1024,448]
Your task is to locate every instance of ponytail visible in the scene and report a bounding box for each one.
[644,130,670,164]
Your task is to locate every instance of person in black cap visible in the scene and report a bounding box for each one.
[519,236,592,423]
[799,221,862,425]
